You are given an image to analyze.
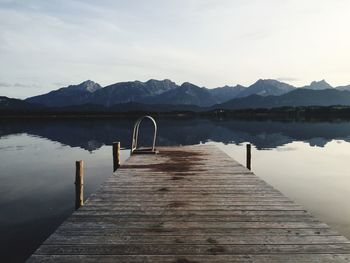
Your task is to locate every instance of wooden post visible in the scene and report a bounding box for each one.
[75,160,84,210]
[113,142,120,172]
[246,143,251,170]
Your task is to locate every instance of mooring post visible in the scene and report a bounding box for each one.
[75,160,84,210]
[113,142,120,172]
[246,143,251,170]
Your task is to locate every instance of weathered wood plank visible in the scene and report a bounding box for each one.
[35,243,350,255]
[27,254,350,263]
[85,200,296,206]
[28,145,350,262]
[76,205,306,211]
[88,195,292,201]
[58,221,330,230]
[55,227,339,237]
[68,215,316,223]
[73,210,311,216]
[45,234,350,245]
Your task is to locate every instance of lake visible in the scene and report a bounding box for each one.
[1,117,350,262]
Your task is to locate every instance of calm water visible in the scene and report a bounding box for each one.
[1,117,350,262]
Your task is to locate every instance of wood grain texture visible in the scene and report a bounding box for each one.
[75,160,84,210]
[27,145,350,262]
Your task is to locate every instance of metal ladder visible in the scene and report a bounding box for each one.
[131,115,158,154]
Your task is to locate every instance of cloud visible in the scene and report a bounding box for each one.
[0,81,11,87]
[0,81,43,98]
[0,81,40,89]
[14,83,29,88]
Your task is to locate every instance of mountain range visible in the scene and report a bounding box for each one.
[217,88,350,110]
[2,78,350,112]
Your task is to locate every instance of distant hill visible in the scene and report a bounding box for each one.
[237,79,295,98]
[110,102,201,112]
[145,82,218,107]
[301,80,333,90]
[216,89,350,110]
[209,85,246,102]
[26,80,102,107]
[0,96,43,111]
[48,102,200,113]
[336,84,350,91]
[89,79,178,106]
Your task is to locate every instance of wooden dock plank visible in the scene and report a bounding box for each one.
[34,243,350,255]
[28,254,350,263]
[27,145,350,262]
[54,228,340,237]
[45,234,349,245]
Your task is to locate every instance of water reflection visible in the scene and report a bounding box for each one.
[2,118,350,150]
[0,134,129,262]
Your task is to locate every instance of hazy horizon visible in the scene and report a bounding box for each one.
[1,0,350,98]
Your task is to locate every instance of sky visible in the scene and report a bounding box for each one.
[0,0,350,99]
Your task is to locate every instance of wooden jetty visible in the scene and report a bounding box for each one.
[28,145,350,262]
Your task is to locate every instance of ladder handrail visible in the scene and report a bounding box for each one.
[131,116,157,154]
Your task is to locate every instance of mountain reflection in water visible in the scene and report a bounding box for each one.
[2,117,350,151]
